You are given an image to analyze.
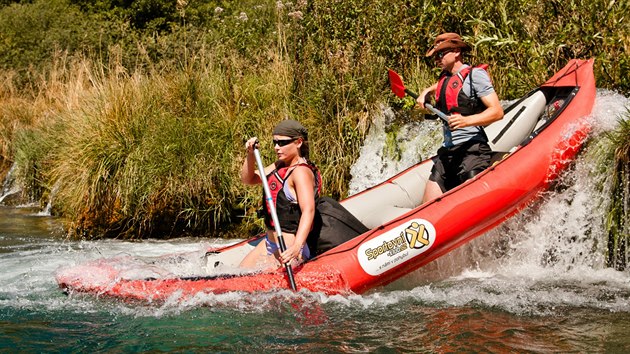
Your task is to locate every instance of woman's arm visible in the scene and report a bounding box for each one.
[242,137,271,185]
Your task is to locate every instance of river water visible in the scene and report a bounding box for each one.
[1,91,629,352]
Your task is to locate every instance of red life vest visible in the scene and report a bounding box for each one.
[435,64,489,116]
[262,162,321,233]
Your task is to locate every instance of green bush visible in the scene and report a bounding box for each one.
[0,1,98,78]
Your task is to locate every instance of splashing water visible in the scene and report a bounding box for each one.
[378,89,630,313]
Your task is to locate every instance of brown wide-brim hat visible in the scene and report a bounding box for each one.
[425,32,472,57]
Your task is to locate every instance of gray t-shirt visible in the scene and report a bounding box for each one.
[442,65,495,147]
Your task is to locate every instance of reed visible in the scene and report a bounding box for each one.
[587,110,630,270]
[29,50,299,238]
[3,8,371,238]
[605,115,628,270]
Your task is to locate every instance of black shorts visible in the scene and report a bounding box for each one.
[429,141,492,192]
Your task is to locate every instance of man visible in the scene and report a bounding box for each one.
[417,32,504,203]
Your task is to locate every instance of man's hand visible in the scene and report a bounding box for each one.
[448,113,468,130]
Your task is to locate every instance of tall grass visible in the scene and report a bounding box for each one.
[589,112,630,270]
[20,49,304,238]
[1,51,85,201]
[4,6,372,238]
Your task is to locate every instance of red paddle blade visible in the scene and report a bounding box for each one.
[388,69,407,98]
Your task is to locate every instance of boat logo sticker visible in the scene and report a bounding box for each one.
[358,219,436,276]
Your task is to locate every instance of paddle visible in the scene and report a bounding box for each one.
[252,142,298,291]
[387,69,449,124]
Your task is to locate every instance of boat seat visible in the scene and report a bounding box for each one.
[389,162,433,207]
[486,90,547,151]
[359,205,412,229]
[343,183,415,210]
[342,183,414,227]
[341,162,433,229]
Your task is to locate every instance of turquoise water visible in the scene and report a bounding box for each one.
[2,91,630,352]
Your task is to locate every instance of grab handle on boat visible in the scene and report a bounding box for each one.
[253,143,298,291]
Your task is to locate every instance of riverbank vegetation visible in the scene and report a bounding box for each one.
[0,0,628,239]
[588,113,630,270]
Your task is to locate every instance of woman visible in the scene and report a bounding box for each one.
[239,119,321,269]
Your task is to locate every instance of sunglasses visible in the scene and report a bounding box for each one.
[434,50,454,59]
[273,138,297,147]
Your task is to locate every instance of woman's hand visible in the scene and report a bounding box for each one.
[279,243,303,265]
[245,137,258,154]
[241,137,262,185]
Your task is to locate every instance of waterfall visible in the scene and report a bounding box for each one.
[0,163,21,205]
[348,106,442,194]
[37,181,60,216]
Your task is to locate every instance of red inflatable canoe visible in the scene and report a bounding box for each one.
[56,59,596,302]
